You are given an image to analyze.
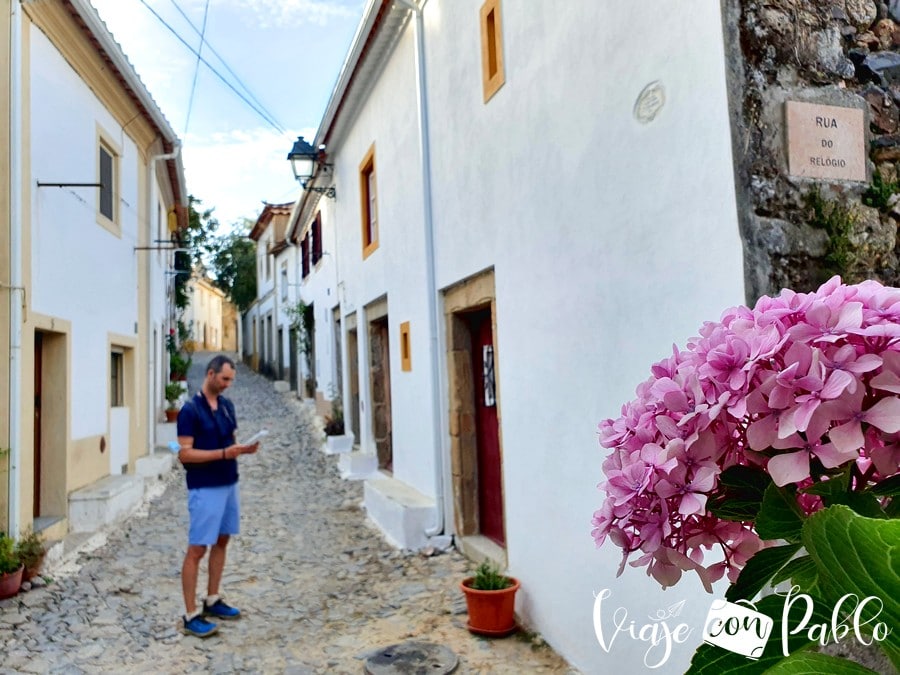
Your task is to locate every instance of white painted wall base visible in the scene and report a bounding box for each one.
[68,475,145,533]
[156,421,177,448]
[324,433,355,454]
[135,450,174,481]
[363,477,436,550]
[338,451,378,480]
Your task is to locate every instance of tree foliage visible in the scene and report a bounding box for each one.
[210,221,257,312]
[180,199,257,312]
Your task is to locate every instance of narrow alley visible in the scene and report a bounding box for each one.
[0,359,575,674]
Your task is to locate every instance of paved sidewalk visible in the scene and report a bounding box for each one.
[0,358,576,674]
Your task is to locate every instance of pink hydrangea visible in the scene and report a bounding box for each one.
[594,277,900,590]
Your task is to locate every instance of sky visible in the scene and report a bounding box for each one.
[88,0,365,229]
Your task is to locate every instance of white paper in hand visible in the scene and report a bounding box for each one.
[244,430,269,445]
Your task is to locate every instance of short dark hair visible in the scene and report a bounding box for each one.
[206,354,235,375]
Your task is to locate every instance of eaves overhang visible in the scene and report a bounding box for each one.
[58,0,188,217]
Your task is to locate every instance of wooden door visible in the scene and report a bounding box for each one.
[33,332,42,517]
[470,311,504,545]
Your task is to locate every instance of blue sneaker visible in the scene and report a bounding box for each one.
[182,613,218,637]
[203,598,241,620]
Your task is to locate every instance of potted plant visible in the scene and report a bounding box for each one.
[164,382,183,422]
[460,559,520,637]
[15,529,46,582]
[169,352,190,381]
[0,533,23,600]
[323,394,354,454]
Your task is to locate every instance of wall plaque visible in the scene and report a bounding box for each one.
[786,101,866,182]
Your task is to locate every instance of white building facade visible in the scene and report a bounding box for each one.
[288,1,747,672]
[2,0,187,538]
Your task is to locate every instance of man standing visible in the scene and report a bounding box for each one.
[176,354,259,637]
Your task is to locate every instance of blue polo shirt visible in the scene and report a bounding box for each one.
[176,391,239,489]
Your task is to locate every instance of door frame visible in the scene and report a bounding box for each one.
[443,269,505,546]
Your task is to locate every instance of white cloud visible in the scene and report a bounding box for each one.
[182,127,316,227]
[184,0,360,28]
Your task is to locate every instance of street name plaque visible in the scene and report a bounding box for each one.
[786,101,866,182]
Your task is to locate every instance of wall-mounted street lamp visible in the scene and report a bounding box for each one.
[287,136,336,199]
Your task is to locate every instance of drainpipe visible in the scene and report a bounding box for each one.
[8,0,23,538]
[148,143,182,452]
[394,0,446,542]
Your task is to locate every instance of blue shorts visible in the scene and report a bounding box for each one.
[188,483,240,546]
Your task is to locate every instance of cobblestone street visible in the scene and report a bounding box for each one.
[0,359,575,674]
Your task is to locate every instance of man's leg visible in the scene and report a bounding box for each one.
[207,534,229,597]
[203,484,241,619]
[182,545,208,615]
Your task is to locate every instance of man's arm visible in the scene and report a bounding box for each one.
[177,436,259,463]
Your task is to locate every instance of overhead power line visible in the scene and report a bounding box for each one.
[136,0,289,136]
[167,0,279,127]
[183,0,210,136]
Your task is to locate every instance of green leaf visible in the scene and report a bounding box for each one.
[761,651,879,674]
[686,593,833,674]
[870,474,900,497]
[886,498,900,519]
[802,473,887,517]
[756,484,805,543]
[710,499,768,522]
[709,465,773,522]
[802,505,900,672]
[801,472,849,497]
[770,556,820,596]
[726,544,802,602]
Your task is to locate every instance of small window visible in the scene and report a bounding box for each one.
[400,321,411,372]
[110,351,124,407]
[301,235,310,279]
[99,142,117,222]
[359,144,378,258]
[480,0,505,102]
[311,212,323,264]
[281,262,288,300]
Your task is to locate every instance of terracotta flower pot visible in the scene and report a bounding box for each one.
[0,565,23,600]
[460,576,520,637]
[22,554,45,582]
[165,408,179,423]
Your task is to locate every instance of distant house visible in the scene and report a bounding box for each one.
[0,0,187,539]
[287,1,744,672]
[183,272,226,352]
[242,202,294,377]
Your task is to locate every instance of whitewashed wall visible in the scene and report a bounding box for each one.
[29,25,141,440]
[147,191,171,431]
[254,227,276,367]
[421,1,744,672]
[297,198,340,400]
[329,25,436,497]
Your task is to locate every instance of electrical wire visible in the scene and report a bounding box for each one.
[183,0,210,136]
[136,0,289,136]
[166,0,280,130]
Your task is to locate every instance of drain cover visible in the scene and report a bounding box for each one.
[364,641,458,674]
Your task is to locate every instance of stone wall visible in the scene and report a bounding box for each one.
[724,0,900,302]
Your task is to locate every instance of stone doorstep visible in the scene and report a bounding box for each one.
[363,477,437,551]
[68,474,145,533]
[338,450,378,480]
[135,450,175,480]
[155,421,177,447]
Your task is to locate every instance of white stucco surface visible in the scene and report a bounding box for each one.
[310,1,748,672]
[419,2,743,671]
